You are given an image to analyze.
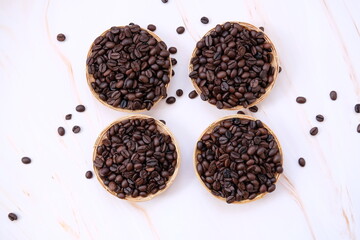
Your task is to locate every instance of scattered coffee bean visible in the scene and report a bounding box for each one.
[171,58,177,66]
[72,126,81,133]
[357,124,360,133]
[200,17,209,24]
[176,26,185,34]
[354,104,360,113]
[86,25,171,111]
[298,158,306,167]
[330,91,337,100]
[8,213,17,221]
[316,114,324,122]
[249,106,258,113]
[279,66,282,73]
[189,22,276,109]
[85,171,93,179]
[147,24,156,31]
[58,127,65,136]
[171,69,175,76]
[65,114,72,120]
[237,110,245,114]
[76,105,85,112]
[57,33,66,42]
[161,0,168,3]
[166,96,176,104]
[160,119,166,124]
[94,117,178,199]
[169,47,177,54]
[176,89,183,97]
[296,97,306,104]
[189,90,198,99]
[21,157,31,164]
[196,117,282,203]
[259,26,264,31]
[310,127,318,136]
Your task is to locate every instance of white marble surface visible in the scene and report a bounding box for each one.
[1,0,359,239]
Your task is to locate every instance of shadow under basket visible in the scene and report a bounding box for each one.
[93,114,181,201]
[193,114,283,204]
[189,21,280,111]
[86,26,172,113]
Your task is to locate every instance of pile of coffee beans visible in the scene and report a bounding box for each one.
[86,24,171,111]
[195,117,283,203]
[189,22,277,109]
[94,117,178,199]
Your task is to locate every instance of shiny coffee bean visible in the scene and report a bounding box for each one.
[316,115,324,122]
[354,104,360,113]
[65,114,72,120]
[176,26,185,34]
[58,127,65,136]
[249,106,258,113]
[169,47,177,54]
[310,127,318,136]
[330,91,337,100]
[171,58,177,66]
[188,90,198,99]
[176,89,183,97]
[259,26,264,31]
[147,24,156,31]
[237,111,245,114]
[166,96,176,104]
[357,124,360,133]
[85,171,93,179]
[160,119,166,125]
[76,105,85,112]
[57,33,66,42]
[200,17,209,24]
[298,158,306,167]
[21,157,31,164]
[8,213,17,221]
[296,97,306,104]
[72,126,81,133]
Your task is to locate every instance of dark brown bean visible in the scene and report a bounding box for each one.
[310,127,318,136]
[21,157,31,164]
[8,213,17,221]
[354,104,360,113]
[72,126,81,133]
[298,158,306,167]
[176,89,183,97]
[189,90,198,99]
[65,114,72,120]
[200,17,209,24]
[57,33,66,42]
[85,171,93,179]
[296,97,306,104]
[166,96,176,104]
[161,0,168,3]
[58,127,65,136]
[357,124,360,133]
[147,24,156,31]
[237,111,245,114]
[249,106,258,113]
[330,91,337,100]
[169,47,177,54]
[259,26,264,31]
[160,119,166,125]
[176,26,185,34]
[75,105,85,112]
[316,115,324,122]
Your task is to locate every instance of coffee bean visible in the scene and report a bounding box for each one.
[147,24,156,31]
[58,127,65,136]
[169,47,177,54]
[310,127,318,136]
[298,158,306,167]
[171,58,177,66]
[330,91,337,100]
[354,104,360,113]
[237,111,245,114]
[21,157,31,164]
[87,25,171,111]
[279,66,282,73]
[161,0,168,3]
[189,90,198,99]
[72,126,81,133]
[85,171,93,179]
[57,33,66,42]
[75,105,85,112]
[176,89,183,97]
[166,96,176,104]
[94,117,178,199]
[8,213,17,221]
[176,26,185,34]
[172,69,175,76]
[296,97,306,104]
[160,119,166,125]
[200,17,209,24]
[65,114,72,120]
[357,124,360,133]
[249,106,258,113]
[316,115,324,122]
[189,22,276,109]
[196,117,282,203]
[259,26,264,31]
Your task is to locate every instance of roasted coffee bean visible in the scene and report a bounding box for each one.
[259,26,264,31]
[57,33,66,42]
[249,106,258,113]
[94,117,178,199]
[176,26,185,34]
[75,105,85,112]
[330,91,337,100]
[298,158,306,167]
[354,104,360,113]
[296,97,306,104]
[310,127,318,136]
[201,17,209,24]
[189,22,276,109]
[65,114,72,120]
[8,213,17,221]
[169,47,177,54]
[147,24,156,31]
[72,126,81,133]
[171,58,177,66]
[189,90,198,99]
[87,25,171,111]
[196,117,282,203]
[21,157,31,164]
[58,127,65,136]
[166,96,176,104]
[161,0,168,3]
[357,124,360,133]
[279,66,282,73]
[176,89,183,97]
[160,119,166,125]
[316,115,324,122]
[85,171,93,179]
[237,111,245,114]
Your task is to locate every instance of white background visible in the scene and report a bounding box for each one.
[0,0,359,239]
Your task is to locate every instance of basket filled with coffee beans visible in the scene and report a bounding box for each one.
[189,22,279,110]
[93,115,180,201]
[86,24,172,112]
[194,115,283,203]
